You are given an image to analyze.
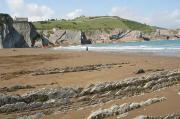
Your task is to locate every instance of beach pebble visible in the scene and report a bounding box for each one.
[133,115,147,119]
[136,69,145,74]
[178,92,180,95]
[143,80,156,88]
[117,112,128,118]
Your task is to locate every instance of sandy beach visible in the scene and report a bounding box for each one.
[0,48,180,119]
[1,1,180,118]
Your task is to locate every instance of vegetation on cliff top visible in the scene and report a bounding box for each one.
[33,16,155,33]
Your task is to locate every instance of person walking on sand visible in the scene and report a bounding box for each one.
[86,46,89,51]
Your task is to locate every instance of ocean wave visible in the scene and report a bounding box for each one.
[53,40,180,55]
[54,45,180,51]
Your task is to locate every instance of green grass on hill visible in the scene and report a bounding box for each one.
[33,16,155,33]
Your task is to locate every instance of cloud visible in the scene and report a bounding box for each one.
[149,9,180,28]
[109,6,180,29]
[66,9,83,19]
[26,3,54,20]
[6,0,23,11]
[6,0,54,21]
[108,6,150,24]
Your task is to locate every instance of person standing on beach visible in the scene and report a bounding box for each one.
[86,46,89,51]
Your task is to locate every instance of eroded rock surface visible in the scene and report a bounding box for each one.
[134,114,180,119]
[0,63,125,80]
[17,112,45,119]
[0,84,34,93]
[87,97,166,119]
[0,69,179,118]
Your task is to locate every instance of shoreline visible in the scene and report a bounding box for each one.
[52,39,180,58]
[52,48,180,58]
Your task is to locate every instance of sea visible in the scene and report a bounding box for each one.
[53,39,180,57]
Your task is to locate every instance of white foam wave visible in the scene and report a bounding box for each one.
[54,45,180,52]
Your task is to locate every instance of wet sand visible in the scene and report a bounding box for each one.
[0,48,180,119]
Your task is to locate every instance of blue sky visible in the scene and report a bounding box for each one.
[1,0,180,28]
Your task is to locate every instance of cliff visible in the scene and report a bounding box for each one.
[42,29,91,46]
[42,28,180,46]
[1,14,180,48]
[34,16,180,46]
[0,13,46,48]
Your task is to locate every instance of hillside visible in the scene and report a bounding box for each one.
[33,16,155,33]
[1,14,179,48]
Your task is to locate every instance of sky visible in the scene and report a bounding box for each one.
[0,0,180,29]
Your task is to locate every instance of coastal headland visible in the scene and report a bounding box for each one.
[1,14,180,48]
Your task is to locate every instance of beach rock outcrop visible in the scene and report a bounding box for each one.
[80,69,180,96]
[87,97,166,119]
[0,84,34,93]
[0,69,179,116]
[22,87,78,103]
[0,102,27,113]
[134,114,180,119]
[17,112,45,119]
[0,93,22,107]
[32,63,122,76]
[0,87,77,113]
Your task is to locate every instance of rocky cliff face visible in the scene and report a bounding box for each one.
[43,28,180,46]
[0,14,44,48]
[0,14,17,48]
[42,28,143,45]
[86,29,180,44]
[42,28,91,46]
